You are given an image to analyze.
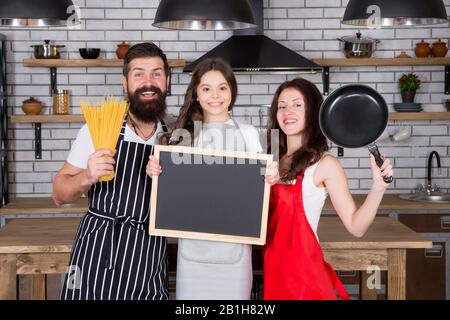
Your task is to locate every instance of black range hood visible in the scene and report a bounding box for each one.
[183,0,322,73]
[184,35,322,73]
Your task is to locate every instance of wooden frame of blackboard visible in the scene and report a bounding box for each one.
[149,145,273,245]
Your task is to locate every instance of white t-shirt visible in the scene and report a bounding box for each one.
[67,121,164,169]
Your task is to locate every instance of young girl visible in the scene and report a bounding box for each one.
[263,78,394,300]
[148,58,276,299]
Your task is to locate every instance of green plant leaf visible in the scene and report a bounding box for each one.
[398,73,421,92]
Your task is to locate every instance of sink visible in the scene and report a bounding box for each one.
[401,151,449,203]
[399,193,450,203]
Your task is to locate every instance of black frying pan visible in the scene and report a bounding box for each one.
[319,84,393,183]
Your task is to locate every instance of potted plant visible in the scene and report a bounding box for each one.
[398,73,421,103]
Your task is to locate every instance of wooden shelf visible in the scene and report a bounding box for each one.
[10,114,84,124]
[389,112,450,121]
[10,112,450,124]
[23,58,186,68]
[313,57,450,67]
[316,57,450,95]
[25,57,447,69]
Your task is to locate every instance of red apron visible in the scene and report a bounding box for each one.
[263,173,349,300]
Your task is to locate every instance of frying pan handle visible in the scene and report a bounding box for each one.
[367,144,393,184]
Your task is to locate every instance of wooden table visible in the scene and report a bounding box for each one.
[0,217,431,300]
[0,218,76,300]
[319,217,432,299]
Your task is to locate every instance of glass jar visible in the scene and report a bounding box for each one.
[52,89,70,114]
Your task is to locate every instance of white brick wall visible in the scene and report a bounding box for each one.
[0,1,449,197]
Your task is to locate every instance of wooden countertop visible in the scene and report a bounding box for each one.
[0,197,87,215]
[326,194,450,210]
[0,217,431,254]
[1,194,449,216]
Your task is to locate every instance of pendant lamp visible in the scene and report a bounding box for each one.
[153,0,256,30]
[0,0,81,27]
[343,0,448,27]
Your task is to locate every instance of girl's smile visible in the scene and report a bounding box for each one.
[197,70,232,123]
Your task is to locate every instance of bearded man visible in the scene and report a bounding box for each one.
[53,42,175,300]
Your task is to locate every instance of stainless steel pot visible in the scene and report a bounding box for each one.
[337,32,380,58]
[31,40,65,59]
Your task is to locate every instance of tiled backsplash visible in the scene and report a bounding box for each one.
[1,0,449,197]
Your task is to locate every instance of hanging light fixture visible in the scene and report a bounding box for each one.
[0,0,81,27]
[153,0,256,30]
[343,0,448,27]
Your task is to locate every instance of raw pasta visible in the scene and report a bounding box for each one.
[81,97,128,181]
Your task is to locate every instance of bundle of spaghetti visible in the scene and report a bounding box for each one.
[80,96,128,181]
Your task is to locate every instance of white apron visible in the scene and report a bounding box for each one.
[176,118,253,300]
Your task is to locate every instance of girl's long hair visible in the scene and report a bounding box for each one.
[267,78,329,180]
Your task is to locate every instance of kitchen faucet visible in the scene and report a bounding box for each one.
[424,151,442,194]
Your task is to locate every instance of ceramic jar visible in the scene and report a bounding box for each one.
[22,97,43,115]
[414,40,431,58]
[116,41,130,59]
[431,39,448,57]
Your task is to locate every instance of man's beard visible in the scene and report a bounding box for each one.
[128,86,167,123]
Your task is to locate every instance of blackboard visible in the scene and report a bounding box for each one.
[149,145,273,245]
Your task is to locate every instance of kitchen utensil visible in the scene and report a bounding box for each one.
[377,127,411,143]
[431,39,448,57]
[22,97,43,115]
[414,40,431,58]
[391,128,411,142]
[394,108,423,112]
[53,89,70,114]
[31,40,65,59]
[337,32,380,58]
[319,84,393,183]
[396,51,411,58]
[393,102,422,112]
[116,41,130,59]
[79,48,101,59]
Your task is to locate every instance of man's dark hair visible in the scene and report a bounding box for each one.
[123,42,170,77]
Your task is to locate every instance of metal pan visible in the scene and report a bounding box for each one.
[319,84,393,183]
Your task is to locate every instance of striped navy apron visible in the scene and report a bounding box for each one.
[61,118,169,300]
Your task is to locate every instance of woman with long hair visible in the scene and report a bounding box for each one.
[264,78,394,300]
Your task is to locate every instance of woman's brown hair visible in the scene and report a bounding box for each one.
[267,78,329,180]
[166,58,238,145]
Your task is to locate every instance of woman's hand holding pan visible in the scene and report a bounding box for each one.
[370,154,394,191]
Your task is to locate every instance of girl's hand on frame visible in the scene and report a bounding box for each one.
[265,161,280,185]
[370,154,394,191]
[147,155,162,177]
